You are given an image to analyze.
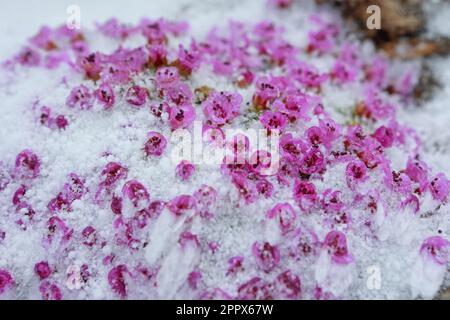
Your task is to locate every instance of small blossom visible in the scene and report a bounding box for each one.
[260,111,288,132]
[274,270,301,299]
[39,281,62,300]
[15,149,40,179]
[121,180,150,209]
[237,277,273,300]
[293,180,317,211]
[168,103,196,130]
[82,226,97,247]
[252,241,281,273]
[420,236,449,265]
[429,173,449,202]
[94,83,115,110]
[266,203,297,234]
[373,125,394,148]
[202,91,242,126]
[0,270,14,295]
[346,159,368,188]
[66,85,93,110]
[167,195,196,216]
[176,160,195,181]
[108,265,128,299]
[227,256,244,276]
[125,85,148,107]
[144,131,167,157]
[322,230,353,264]
[156,66,179,89]
[34,261,52,280]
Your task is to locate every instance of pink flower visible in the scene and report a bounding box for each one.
[144,131,167,157]
[168,103,196,130]
[260,111,288,132]
[322,230,353,264]
[55,115,69,129]
[321,189,344,213]
[66,85,93,110]
[288,60,328,89]
[121,180,150,209]
[148,44,168,68]
[429,173,449,202]
[82,226,97,247]
[177,43,202,75]
[39,281,62,300]
[268,0,293,9]
[15,149,40,179]
[165,83,193,105]
[298,148,325,175]
[167,195,196,216]
[372,125,394,148]
[266,203,297,234]
[293,180,317,211]
[193,184,218,207]
[125,85,148,107]
[274,270,301,299]
[156,66,179,89]
[12,184,27,205]
[150,101,170,118]
[237,277,273,300]
[94,83,115,110]
[15,47,40,66]
[44,216,73,248]
[252,241,281,273]
[202,91,242,126]
[34,261,52,280]
[252,76,281,108]
[176,160,195,181]
[108,265,128,299]
[227,256,244,276]
[99,162,128,190]
[405,158,429,191]
[346,159,368,188]
[0,270,14,295]
[420,236,449,265]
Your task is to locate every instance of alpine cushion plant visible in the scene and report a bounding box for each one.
[0,0,449,300]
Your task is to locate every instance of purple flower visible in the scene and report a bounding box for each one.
[156,66,179,89]
[293,180,317,211]
[39,281,62,300]
[420,236,449,265]
[237,277,273,300]
[373,125,394,148]
[266,203,297,234]
[167,195,196,216]
[274,270,301,299]
[34,261,52,280]
[322,230,353,264]
[260,111,288,132]
[252,241,281,273]
[0,270,14,295]
[66,85,93,110]
[15,149,40,179]
[94,83,115,110]
[108,265,128,299]
[176,160,195,181]
[125,85,148,107]
[346,159,368,188]
[121,180,150,209]
[144,131,167,157]
[168,103,196,130]
[429,173,449,202]
[202,91,242,126]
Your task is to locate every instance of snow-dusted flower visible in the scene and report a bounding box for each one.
[202,91,242,126]
[35,261,52,280]
[266,203,297,234]
[176,160,195,181]
[15,149,40,179]
[125,85,148,107]
[66,85,93,110]
[322,230,353,264]
[252,241,281,273]
[144,131,167,157]
[39,281,62,300]
[94,83,115,110]
[0,270,14,295]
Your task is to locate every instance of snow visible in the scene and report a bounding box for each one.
[0,0,449,300]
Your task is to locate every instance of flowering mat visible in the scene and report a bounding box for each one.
[0,0,449,300]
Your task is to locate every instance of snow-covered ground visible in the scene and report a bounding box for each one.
[0,0,449,300]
